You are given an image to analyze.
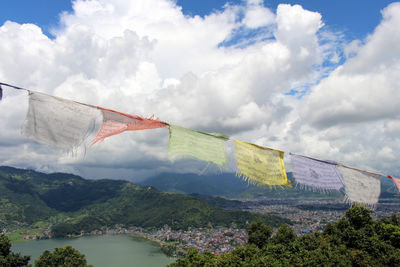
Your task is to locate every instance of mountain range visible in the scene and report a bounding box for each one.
[0,166,290,237]
[139,172,399,199]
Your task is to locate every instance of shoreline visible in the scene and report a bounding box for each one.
[129,233,166,248]
[129,233,179,257]
[8,225,250,257]
[10,232,176,258]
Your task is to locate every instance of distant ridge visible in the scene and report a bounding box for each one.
[139,172,398,199]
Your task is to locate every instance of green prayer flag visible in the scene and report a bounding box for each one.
[168,125,229,168]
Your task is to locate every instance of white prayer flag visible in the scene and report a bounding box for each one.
[338,165,381,207]
[23,91,100,150]
[290,153,344,191]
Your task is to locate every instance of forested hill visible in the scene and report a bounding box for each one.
[140,172,398,199]
[0,166,290,236]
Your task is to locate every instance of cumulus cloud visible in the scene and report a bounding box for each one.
[0,0,398,180]
[303,3,400,128]
[292,2,400,174]
[243,0,275,29]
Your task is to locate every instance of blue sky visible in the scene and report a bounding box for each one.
[0,0,397,40]
[263,0,397,40]
[0,0,73,36]
[177,0,397,40]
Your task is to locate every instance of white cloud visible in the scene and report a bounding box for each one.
[377,146,396,160]
[243,1,275,29]
[247,0,264,5]
[1,0,398,179]
[58,0,240,79]
[287,2,400,175]
[302,2,400,128]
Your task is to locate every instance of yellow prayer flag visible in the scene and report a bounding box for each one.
[169,125,229,168]
[234,139,289,187]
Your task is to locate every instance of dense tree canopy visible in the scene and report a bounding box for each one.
[170,205,400,266]
[0,234,93,267]
[0,234,30,267]
[247,219,273,249]
[35,246,92,267]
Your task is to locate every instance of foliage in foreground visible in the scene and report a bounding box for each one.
[0,234,91,267]
[170,206,400,266]
[35,246,92,267]
[0,234,30,266]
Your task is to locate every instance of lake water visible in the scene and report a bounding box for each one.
[11,235,174,267]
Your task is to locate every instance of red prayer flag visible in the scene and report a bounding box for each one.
[91,107,167,145]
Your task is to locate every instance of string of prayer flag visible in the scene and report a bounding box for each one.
[91,107,167,145]
[338,165,382,207]
[290,153,344,192]
[0,82,28,101]
[23,91,99,150]
[1,82,398,204]
[168,125,229,168]
[234,139,289,187]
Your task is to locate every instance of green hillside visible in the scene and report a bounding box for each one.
[0,166,290,238]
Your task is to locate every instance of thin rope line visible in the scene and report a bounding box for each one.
[29,90,98,109]
[337,164,386,178]
[290,152,390,178]
[289,152,338,165]
[0,82,29,91]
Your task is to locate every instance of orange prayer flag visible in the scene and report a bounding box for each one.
[389,175,400,195]
[91,107,167,145]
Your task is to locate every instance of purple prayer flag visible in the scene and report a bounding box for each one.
[290,153,344,191]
